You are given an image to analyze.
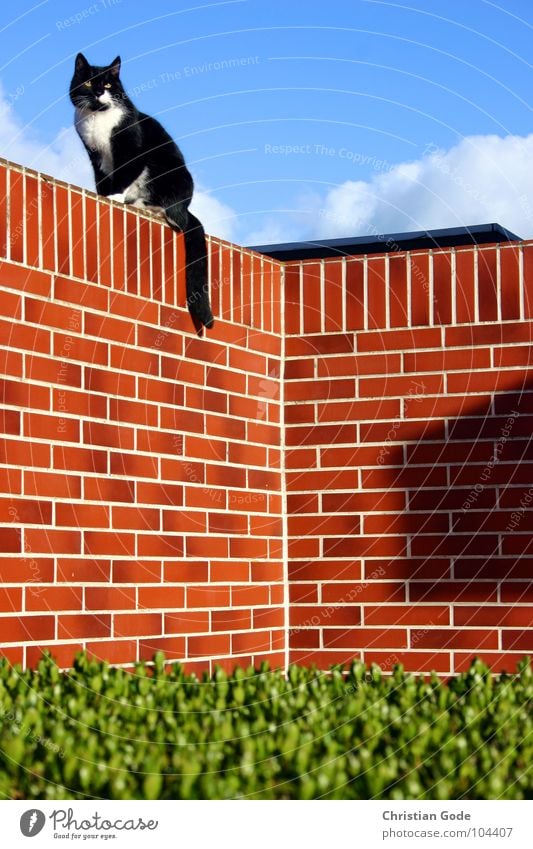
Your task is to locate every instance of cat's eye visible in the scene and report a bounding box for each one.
[84,81,92,88]
[104,83,112,89]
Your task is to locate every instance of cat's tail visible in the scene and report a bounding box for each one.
[165,204,214,329]
[182,212,214,330]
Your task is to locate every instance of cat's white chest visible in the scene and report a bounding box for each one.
[75,102,123,175]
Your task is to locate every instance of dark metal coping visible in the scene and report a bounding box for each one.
[248,223,521,261]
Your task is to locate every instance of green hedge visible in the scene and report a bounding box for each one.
[0,653,531,799]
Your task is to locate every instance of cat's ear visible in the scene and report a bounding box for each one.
[109,56,121,78]
[75,52,89,75]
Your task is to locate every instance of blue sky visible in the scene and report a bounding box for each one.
[2,0,533,243]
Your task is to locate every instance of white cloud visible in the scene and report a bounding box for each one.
[303,133,533,241]
[0,83,94,188]
[2,79,531,247]
[0,82,237,241]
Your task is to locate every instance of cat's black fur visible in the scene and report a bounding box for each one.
[70,53,213,329]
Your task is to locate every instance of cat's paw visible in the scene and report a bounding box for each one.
[107,193,126,203]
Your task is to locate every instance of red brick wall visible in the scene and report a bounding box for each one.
[285,245,533,675]
[1,157,532,675]
[0,159,285,672]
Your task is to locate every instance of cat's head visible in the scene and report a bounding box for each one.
[70,53,125,111]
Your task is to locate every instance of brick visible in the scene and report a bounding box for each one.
[26,586,82,611]
[114,613,162,637]
[476,248,498,322]
[85,587,136,610]
[358,327,441,353]
[110,452,157,479]
[0,587,22,612]
[26,354,82,388]
[0,376,50,408]
[290,605,361,628]
[212,608,251,631]
[110,290,159,325]
[25,411,79,443]
[52,388,107,419]
[231,586,270,607]
[364,605,450,626]
[411,582,498,603]
[229,538,269,558]
[288,514,360,536]
[322,582,404,604]
[83,421,134,452]
[500,582,533,603]
[85,366,135,397]
[0,614,54,642]
[454,606,533,627]
[25,298,80,331]
[137,534,183,557]
[84,531,135,557]
[0,319,52,355]
[185,536,228,558]
[187,585,230,608]
[502,630,533,651]
[25,528,80,555]
[41,180,56,271]
[58,614,111,639]
[27,642,81,668]
[389,255,408,327]
[139,636,185,661]
[453,652,525,675]
[500,246,521,320]
[54,502,110,531]
[286,333,353,357]
[110,345,159,376]
[165,611,209,633]
[445,321,532,348]
[432,251,452,325]
[57,558,110,582]
[228,490,268,512]
[0,557,53,583]
[232,631,271,654]
[206,464,247,490]
[113,560,161,583]
[359,373,443,398]
[54,445,107,474]
[454,557,533,580]
[0,497,51,524]
[285,378,355,403]
[188,634,230,657]
[288,560,361,582]
[210,561,249,582]
[84,477,135,503]
[137,481,183,505]
[290,649,361,667]
[87,640,138,665]
[253,607,285,629]
[111,505,160,531]
[412,534,499,558]
[363,651,451,674]
[367,257,387,330]
[412,629,498,650]
[0,262,51,297]
[138,586,185,609]
[323,628,408,649]
[55,185,70,275]
[55,276,108,312]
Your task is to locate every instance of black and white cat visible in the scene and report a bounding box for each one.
[70,52,214,329]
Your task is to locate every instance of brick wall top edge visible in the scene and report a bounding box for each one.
[0,157,281,265]
[283,240,530,266]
